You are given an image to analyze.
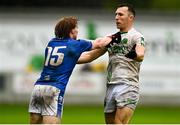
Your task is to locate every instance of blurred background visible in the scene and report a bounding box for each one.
[0,0,180,124]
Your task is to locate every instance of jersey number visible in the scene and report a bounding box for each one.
[45,46,66,66]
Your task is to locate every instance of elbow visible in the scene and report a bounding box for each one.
[135,52,144,62]
[136,56,144,62]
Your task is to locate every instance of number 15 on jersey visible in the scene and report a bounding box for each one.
[45,46,66,66]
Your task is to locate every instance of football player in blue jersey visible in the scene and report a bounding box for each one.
[28,16,113,124]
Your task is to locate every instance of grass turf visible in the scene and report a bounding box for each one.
[0,104,180,124]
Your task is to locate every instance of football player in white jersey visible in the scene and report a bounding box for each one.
[78,3,145,124]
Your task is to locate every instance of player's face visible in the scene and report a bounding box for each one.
[115,7,133,32]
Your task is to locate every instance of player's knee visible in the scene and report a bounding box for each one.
[114,116,123,124]
[30,113,42,124]
[105,112,116,124]
[42,116,60,124]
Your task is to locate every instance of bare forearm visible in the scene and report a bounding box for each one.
[91,37,111,49]
[77,48,107,64]
[125,44,145,62]
[134,44,145,62]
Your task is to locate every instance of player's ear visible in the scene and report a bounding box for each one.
[70,28,78,39]
[70,29,73,34]
[70,28,76,35]
[129,14,134,21]
[69,29,75,37]
[69,29,73,38]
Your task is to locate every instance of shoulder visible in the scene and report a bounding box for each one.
[69,39,92,48]
[68,39,91,43]
[76,39,92,46]
[47,38,59,46]
[130,28,146,46]
[129,28,144,37]
[77,39,92,43]
[127,28,144,42]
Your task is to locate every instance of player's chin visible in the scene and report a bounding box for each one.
[116,25,121,30]
[116,24,121,29]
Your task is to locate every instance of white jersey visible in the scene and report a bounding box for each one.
[107,28,145,87]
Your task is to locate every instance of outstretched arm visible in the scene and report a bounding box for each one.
[91,32,121,50]
[77,48,107,64]
[91,37,111,49]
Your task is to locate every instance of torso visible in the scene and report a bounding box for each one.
[35,38,92,90]
[107,28,145,86]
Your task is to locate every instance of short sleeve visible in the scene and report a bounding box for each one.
[136,37,146,47]
[133,33,146,47]
[78,39,92,52]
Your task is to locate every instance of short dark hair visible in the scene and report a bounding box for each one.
[117,3,136,17]
[55,16,77,38]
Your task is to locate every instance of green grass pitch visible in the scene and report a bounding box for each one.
[0,104,180,124]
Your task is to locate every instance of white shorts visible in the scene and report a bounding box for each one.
[28,85,64,117]
[104,83,139,113]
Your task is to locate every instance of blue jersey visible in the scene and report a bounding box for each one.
[35,38,92,91]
